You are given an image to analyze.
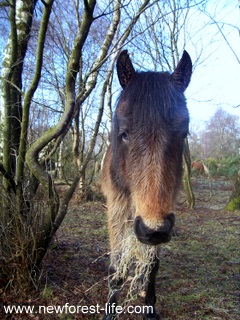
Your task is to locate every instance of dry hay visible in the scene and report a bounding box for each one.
[110,227,160,305]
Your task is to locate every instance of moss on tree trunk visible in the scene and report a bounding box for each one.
[226,171,240,211]
[183,139,195,209]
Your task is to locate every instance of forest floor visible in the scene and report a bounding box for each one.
[1,176,240,319]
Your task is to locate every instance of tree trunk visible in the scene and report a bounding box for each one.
[26,0,97,266]
[0,0,157,290]
[57,141,64,181]
[183,139,195,209]
[226,170,240,210]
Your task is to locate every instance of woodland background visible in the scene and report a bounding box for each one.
[0,1,239,318]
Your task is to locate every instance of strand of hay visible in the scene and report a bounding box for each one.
[111,227,160,302]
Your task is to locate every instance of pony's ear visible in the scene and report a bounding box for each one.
[171,50,192,91]
[117,50,136,89]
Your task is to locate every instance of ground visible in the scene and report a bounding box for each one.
[1,177,240,319]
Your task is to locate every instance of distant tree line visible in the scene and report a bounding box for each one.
[189,107,240,160]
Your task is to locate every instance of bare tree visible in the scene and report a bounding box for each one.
[189,108,240,160]
[206,108,240,158]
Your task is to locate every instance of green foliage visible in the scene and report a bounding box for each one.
[226,175,240,211]
[225,198,240,211]
[41,285,54,299]
[205,157,218,171]
[205,156,239,179]
[218,157,239,179]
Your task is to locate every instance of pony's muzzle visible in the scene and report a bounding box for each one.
[133,213,175,245]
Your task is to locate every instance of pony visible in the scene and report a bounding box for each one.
[191,161,209,177]
[101,50,192,319]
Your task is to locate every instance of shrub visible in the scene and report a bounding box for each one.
[0,193,47,292]
[205,157,239,179]
[218,157,239,179]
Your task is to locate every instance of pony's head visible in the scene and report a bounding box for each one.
[110,50,192,245]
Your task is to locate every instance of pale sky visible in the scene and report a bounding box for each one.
[0,1,239,128]
[185,2,240,124]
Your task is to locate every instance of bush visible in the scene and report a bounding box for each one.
[225,175,240,211]
[0,193,47,292]
[205,157,239,179]
[218,157,239,179]
[205,158,218,173]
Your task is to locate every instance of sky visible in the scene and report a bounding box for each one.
[0,0,239,129]
[185,1,240,125]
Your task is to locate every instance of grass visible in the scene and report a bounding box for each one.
[0,177,239,319]
[157,206,239,319]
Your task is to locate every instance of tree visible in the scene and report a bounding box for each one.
[205,108,240,158]
[189,108,240,159]
[225,169,240,210]
[188,121,203,160]
[0,0,54,288]
[0,0,153,289]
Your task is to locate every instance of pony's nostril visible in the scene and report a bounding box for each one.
[134,214,175,245]
[164,212,175,229]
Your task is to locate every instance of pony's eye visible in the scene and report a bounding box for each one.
[120,131,129,142]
